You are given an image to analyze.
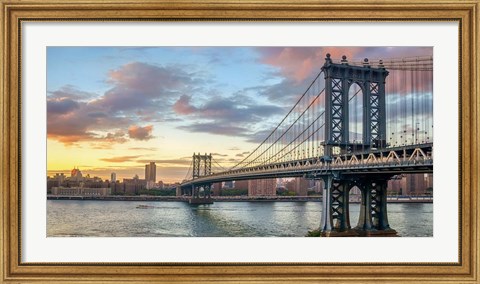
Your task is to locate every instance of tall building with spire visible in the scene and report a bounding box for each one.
[70,166,83,181]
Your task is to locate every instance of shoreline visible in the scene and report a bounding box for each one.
[47,195,433,203]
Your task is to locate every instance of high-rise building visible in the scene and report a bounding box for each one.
[223,181,233,189]
[424,173,433,188]
[387,174,433,195]
[54,173,65,184]
[157,180,164,189]
[145,162,156,183]
[123,175,147,195]
[111,172,116,183]
[388,175,404,194]
[212,182,223,196]
[69,167,84,182]
[71,167,80,178]
[314,180,324,193]
[277,178,284,187]
[408,173,427,195]
[248,179,276,196]
[286,177,309,196]
[424,173,433,194]
[234,180,249,190]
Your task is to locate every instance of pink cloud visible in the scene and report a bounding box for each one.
[128,125,154,141]
[256,47,432,84]
[107,62,188,94]
[257,47,367,83]
[47,62,204,145]
[47,96,132,145]
[173,95,197,115]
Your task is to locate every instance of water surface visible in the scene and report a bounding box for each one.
[47,200,433,237]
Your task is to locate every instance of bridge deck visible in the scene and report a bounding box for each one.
[181,143,433,186]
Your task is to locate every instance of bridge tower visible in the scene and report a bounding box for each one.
[322,53,388,156]
[190,153,214,205]
[192,153,212,179]
[319,54,396,237]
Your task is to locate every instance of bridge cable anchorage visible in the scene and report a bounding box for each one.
[229,70,326,171]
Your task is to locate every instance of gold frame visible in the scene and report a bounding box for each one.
[1,0,478,283]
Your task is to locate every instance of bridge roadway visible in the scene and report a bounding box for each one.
[181,143,433,187]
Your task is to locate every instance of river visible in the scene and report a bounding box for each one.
[47,200,433,237]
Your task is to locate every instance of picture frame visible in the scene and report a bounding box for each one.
[1,0,478,283]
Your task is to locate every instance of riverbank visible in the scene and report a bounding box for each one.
[47,195,432,203]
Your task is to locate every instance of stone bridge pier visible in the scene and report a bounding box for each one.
[189,183,214,205]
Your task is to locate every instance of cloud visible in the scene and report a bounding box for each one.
[386,93,433,118]
[47,98,80,114]
[173,94,285,139]
[48,85,99,101]
[211,152,228,157]
[178,123,251,137]
[48,61,208,145]
[386,69,433,95]
[47,97,133,145]
[253,47,433,103]
[128,125,154,141]
[136,159,191,166]
[103,130,128,142]
[129,147,157,151]
[253,78,308,104]
[173,95,197,115]
[245,128,276,144]
[99,62,197,112]
[47,48,433,149]
[235,151,250,157]
[99,155,143,163]
[256,47,369,83]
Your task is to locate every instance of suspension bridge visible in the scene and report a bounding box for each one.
[178,53,433,237]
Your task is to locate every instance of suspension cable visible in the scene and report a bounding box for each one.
[183,161,192,181]
[230,70,325,170]
[243,87,325,168]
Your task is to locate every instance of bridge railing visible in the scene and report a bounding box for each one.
[182,144,433,185]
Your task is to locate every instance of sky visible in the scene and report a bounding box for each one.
[47,46,433,183]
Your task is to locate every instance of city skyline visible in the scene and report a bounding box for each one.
[47,46,433,182]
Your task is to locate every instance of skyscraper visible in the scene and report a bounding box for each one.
[285,177,309,196]
[248,179,276,196]
[145,162,156,183]
[111,172,116,183]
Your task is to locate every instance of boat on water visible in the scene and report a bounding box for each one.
[136,204,156,209]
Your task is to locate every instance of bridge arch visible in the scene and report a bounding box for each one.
[347,82,364,151]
